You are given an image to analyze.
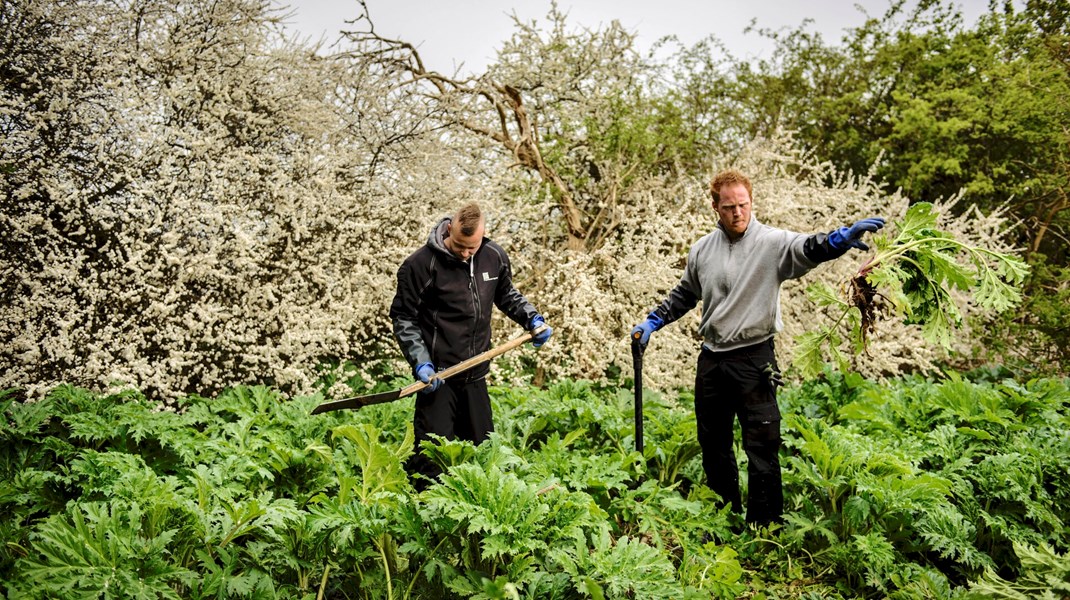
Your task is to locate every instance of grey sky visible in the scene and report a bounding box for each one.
[278,0,993,74]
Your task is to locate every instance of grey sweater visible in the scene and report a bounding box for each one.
[653,217,845,352]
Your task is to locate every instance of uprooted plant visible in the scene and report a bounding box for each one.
[794,202,1030,377]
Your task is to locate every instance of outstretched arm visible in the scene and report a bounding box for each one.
[805,217,886,263]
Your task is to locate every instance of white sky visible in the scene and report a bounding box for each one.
[277,0,994,73]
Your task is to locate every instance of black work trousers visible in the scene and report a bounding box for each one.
[405,377,493,490]
[694,338,783,525]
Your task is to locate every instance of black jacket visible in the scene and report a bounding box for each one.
[389,218,539,382]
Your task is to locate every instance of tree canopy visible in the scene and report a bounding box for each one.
[1,0,1062,401]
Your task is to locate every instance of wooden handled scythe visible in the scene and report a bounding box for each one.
[310,324,549,415]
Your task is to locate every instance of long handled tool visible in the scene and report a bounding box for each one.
[310,324,548,415]
[631,331,645,454]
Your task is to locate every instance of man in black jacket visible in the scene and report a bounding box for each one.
[390,202,552,488]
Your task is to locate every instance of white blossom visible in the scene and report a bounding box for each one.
[1,0,1023,402]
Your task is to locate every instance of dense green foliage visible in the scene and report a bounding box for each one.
[2,371,1067,598]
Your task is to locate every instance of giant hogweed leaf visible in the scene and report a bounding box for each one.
[995,378,1068,425]
[183,480,301,551]
[856,468,951,511]
[332,423,412,502]
[610,483,733,555]
[928,374,1023,436]
[787,413,954,548]
[469,432,525,473]
[785,416,860,508]
[395,499,470,590]
[420,433,524,477]
[848,531,899,592]
[676,542,747,599]
[68,450,184,510]
[424,460,603,575]
[793,282,859,376]
[842,494,873,531]
[888,568,956,600]
[420,435,479,472]
[968,542,1070,599]
[897,201,939,238]
[524,432,631,498]
[973,451,1065,539]
[211,385,280,420]
[424,464,552,560]
[17,501,191,599]
[794,202,1028,378]
[57,388,190,463]
[916,504,995,572]
[2,390,54,441]
[188,544,276,600]
[878,203,1026,328]
[581,534,684,598]
[443,571,523,599]
[807,280,847,308]
[782,512,840,547]
[793,330,839,386]
[645,405,703,486]
[794,324,854,381]
[521,570,574,599]
[46,385,106,417]
[306,496,394,564]
[506,380,625,449]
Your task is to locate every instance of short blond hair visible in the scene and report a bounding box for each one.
[710,169,753,204]
[453,202,483,236]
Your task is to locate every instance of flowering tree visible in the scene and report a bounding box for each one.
[336,3,1023,389]
[1,0,1026,401]
[3,0,395,399]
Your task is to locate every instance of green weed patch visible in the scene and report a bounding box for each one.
[1,374,1067,598]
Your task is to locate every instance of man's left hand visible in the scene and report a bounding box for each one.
[530,315,553,348]
[829,217,886,251]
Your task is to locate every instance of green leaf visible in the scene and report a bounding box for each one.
[333,423,412,501]
[17,502,190,599]
[805,281,848,308]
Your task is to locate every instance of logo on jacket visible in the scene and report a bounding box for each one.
[482,272,498,281]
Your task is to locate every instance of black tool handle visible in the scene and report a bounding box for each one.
[631,331,644,454]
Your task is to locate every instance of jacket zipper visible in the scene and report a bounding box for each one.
[430,311,439,364]
[468,259,480,374]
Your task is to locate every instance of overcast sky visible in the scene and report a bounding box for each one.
[278,0,993,73]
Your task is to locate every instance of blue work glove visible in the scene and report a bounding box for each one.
[828,217,886,251]
[529,315,553,348]
[414,362,441,392]
[630,313,664,347]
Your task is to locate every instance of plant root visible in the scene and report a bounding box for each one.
[849,273,882,348]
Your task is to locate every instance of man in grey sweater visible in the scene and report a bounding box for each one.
[631,168,884,526]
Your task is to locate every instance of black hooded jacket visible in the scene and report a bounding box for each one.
[389,217,539,382]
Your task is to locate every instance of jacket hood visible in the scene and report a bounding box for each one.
[427,217,454,258]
